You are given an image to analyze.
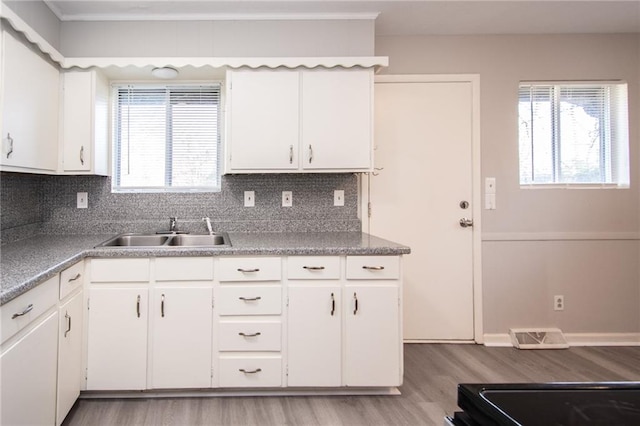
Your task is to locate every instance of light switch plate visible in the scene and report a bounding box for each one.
[485,193,496,210]
[77,192,88,209]
[334,190,345,206]
[282,191,292,207]
[485,177,496,194]
[244,191,255,207]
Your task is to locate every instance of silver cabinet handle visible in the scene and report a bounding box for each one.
[80,145,85,165]
[460,218,474,228]
[136,295,141,318]
[303,266,325,271]
[239,296,262,302]
[68,273,81,282]
[6,133,13,159]
[353,292,358,315]
[308,144,313,164]
[239,368,262,374]
[362,266,385,271]
[289,145,293,164]
[237,268,260,273]
[11,304,33,319]
[330,292,335,316]
[161,294,165,318]
[239,332,261,337]
[64,312,72,337]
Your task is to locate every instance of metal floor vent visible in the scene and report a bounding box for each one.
[509,328,569,349]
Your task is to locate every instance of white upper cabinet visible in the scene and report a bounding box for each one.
[60,70,109,175]
[0,29,59,173]
[225,68,373,173]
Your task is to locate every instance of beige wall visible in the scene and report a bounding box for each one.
[376,34,640,336]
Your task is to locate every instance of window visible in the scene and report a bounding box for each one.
[113,84,221,192]
[518,82,629,187]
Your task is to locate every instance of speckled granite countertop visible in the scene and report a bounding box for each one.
[1,232,410,305]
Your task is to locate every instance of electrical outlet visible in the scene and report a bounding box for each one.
[554,295,564,311]
[244,191,255,207]
[282,191,292,207]
[77,192,88,209]
[334,189,345,206]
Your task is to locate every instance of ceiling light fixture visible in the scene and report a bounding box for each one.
[151,67,179,79]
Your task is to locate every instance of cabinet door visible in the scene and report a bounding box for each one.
[287,284,341,386]
[1,30,59,171]
[301,71,372,170]
[57,291,83,425]
[1,311,58,426]
[344,284,401,386]
[151,286,213,389]
[227,70,299,171]
[86,287,148,390]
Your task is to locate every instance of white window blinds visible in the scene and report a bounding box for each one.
[518,82,629,186]
[113,84,221,192]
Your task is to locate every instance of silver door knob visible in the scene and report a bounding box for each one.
[459,218,474,228]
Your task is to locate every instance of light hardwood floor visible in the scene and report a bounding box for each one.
[63,344,640,426]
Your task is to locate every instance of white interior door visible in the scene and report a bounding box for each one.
[369,76,480,341]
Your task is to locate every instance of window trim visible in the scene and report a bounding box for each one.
[111,81,224,194]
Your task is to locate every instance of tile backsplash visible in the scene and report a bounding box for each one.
[1,172,361,243]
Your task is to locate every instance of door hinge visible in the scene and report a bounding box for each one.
[368,202,372,218]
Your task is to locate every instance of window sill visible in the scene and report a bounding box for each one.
[519,183,629,190]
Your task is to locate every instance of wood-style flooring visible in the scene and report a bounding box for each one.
[63,344,640,426]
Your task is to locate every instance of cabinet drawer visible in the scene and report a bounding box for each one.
[218,257,281,282]
[287,256,340,280]
[60,261,84,299]
[346,256,400,280]
[91,258,150,282]
[1,276,58,344]
[218,356,282,387]
[217,286,282,316]
[155,257,213,281]
[219,321,281,351]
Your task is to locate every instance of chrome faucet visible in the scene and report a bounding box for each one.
[169,217,177,233]
[202,217,214,235]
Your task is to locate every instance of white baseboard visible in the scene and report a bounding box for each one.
[484,332,640,347]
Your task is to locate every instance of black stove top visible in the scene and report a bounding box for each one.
[454,382,640,426]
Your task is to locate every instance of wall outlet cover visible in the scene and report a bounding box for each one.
[244,191,255,207]
[77,192,88,209]
[334,189,345,206]
[282,191,293,207]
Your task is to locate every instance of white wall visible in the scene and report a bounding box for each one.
[376,34,640,337]
[3,0,60,49]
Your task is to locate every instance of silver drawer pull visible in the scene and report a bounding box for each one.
[239,332,262,337]
[303,266,325,270]
[239,296,262,302]
[353,292,358,315]
[362,266,385,271]
[331,292,335,316]
[6,133,13,159]
[12,304,34,319]
[239,368,262,374]
[68,273,82,282]
[136,295,141,318]
[237,268,260,273]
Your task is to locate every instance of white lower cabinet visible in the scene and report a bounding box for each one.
[86,287,149,390]
[1,311,58,426]
[57,291,83,425]
[219,355,282,387]
[151,286,213,389]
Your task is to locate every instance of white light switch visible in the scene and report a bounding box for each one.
[485,177,496,194]
[77,192,88,209]
[334,190,345,206]
[282,191,292,207]
[244,191,255,207]
[485,193,496,210]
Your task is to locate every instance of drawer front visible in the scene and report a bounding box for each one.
[218,356,282,388]
[155,257,213,281]
[60,261,84,299]
[91,258,150,282]
[219,321,281,351]
[1,276,58,344]
[287,256,340,280]
[217,286,281,316]
[218,257,281,282]
[346,256,400,280]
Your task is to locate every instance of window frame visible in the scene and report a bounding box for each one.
[111,81,224,193]
[518,80,629,189]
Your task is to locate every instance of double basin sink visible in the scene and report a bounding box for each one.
[97,232,230,248]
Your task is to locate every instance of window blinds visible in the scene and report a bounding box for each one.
[113,84,221,192]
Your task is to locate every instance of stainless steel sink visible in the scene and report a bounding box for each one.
[96,233,230,248]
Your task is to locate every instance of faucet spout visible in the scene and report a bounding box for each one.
[169,217,177,232]
[203,217,214,235]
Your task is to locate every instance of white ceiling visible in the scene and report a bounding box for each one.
[43,1,640,35]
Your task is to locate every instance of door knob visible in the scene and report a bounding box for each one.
[459,218,474,228]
